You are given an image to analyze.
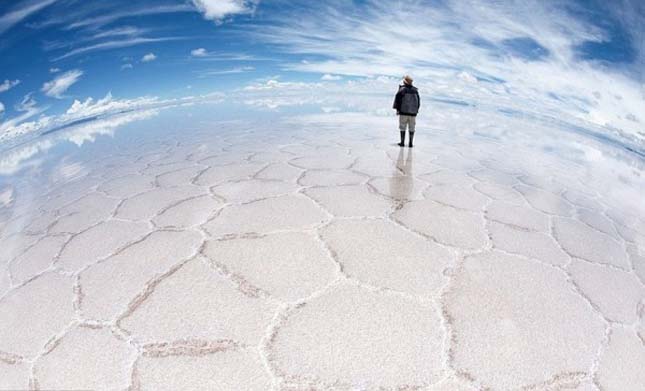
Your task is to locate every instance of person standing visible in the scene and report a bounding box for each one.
[392,75,420,148]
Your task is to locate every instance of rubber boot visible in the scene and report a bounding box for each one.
[408,132,415,148]
[398,131,405,147]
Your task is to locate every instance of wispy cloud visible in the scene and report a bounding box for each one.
[0,102,4,116]
[53,37,185,61]
[121,63,133,70]
[197,66,255,77]
[15,93,37,112]
[41,69,83,98]
[43,26,151,52]
[188,50,274,62]
[0,0,57,35]
[90,26,146,40]
[191,0,259,23]
[249,0,645,146]
[141,52,157,62]
[0,79,20,93]
[49,67,60,73]
[64,4,193,30]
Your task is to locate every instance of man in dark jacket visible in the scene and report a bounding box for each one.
[392,75,420,147]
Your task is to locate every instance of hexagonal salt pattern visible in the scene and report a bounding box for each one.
[1,112,643,390]
[33,325,135,391]
[444,251,606,389]
[268,282,445,389]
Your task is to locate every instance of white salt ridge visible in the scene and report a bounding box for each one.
[298,168,367,186]
[116,186,205,221]
[445,251,605,390]
[34,326,134,391]
[304,184,392,217]
[394,199,488,249]
[10,234,68,283]
[211,179,299,203]
[568,259,644,323]
[152,195,221,229]
[203,232,337,302]
[486,199,549,231]
[0,272,75,357]
[80,230,203,320]
[256,162,303,182]
[270,282,445,388]
[0,360,30,390]
[553,217,629,269]
[596,327,645,390]
[369,175,428,201]
[516,184,573,216]
[50,192,119,234]
[0,112,643,389]
[136,347,272,391]
[203,194,328,236]
[98,174,155,198]
[193,162,265,186]
[489,221,569,266]
[321,219,453,295]
[119,259,277,345]
[58,219,151,271]
[424,183,489,211]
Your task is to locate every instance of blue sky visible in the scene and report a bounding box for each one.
[0,0,643,148]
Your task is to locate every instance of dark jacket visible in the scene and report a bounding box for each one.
[393,84,420,116]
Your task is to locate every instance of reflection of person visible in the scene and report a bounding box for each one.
[389,147,414,202]
[392,75,420,148]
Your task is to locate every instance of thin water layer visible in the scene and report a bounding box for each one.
[0,102,644,390]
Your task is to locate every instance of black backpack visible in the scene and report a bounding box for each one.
[400,87,419,114]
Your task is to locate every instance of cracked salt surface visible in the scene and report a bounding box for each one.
[0,107,644,390]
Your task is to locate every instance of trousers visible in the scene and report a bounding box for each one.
[399,115,416,133]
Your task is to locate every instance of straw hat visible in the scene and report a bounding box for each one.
[403,75,413,84]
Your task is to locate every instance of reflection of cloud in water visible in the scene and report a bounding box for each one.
[0,185,13,208]
[237,77,644,154]
[0,109,159,176]
[50,160,88,184]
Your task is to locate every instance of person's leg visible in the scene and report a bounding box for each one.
[398,116,406,147]
[408,116,416,148]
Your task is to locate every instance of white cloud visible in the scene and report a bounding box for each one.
[53,37,185,61]
[191,0,258,23]
[90,26,145,40]
[191,48,208,57]
[0,79,20,93]
[0,110,158,176]
[321,74,342,81]
[49,67,60,73]
[41,69,83,98]
[0,91,224,148]
[121,63,133,70]
[0,0,57,35]
[0,185,13,207]
[141,53,157,62]
[65,4,193,30]
[249,0,645,148]
[457,71,478,83]
[0,91,223,175]
[15,93,37,112]
[198,66,254,76]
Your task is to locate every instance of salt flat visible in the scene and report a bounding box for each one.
[0,106,644,390]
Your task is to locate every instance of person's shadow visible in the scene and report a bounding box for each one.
[388,148,414,205]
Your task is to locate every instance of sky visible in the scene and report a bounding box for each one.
[0,0,643,150]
